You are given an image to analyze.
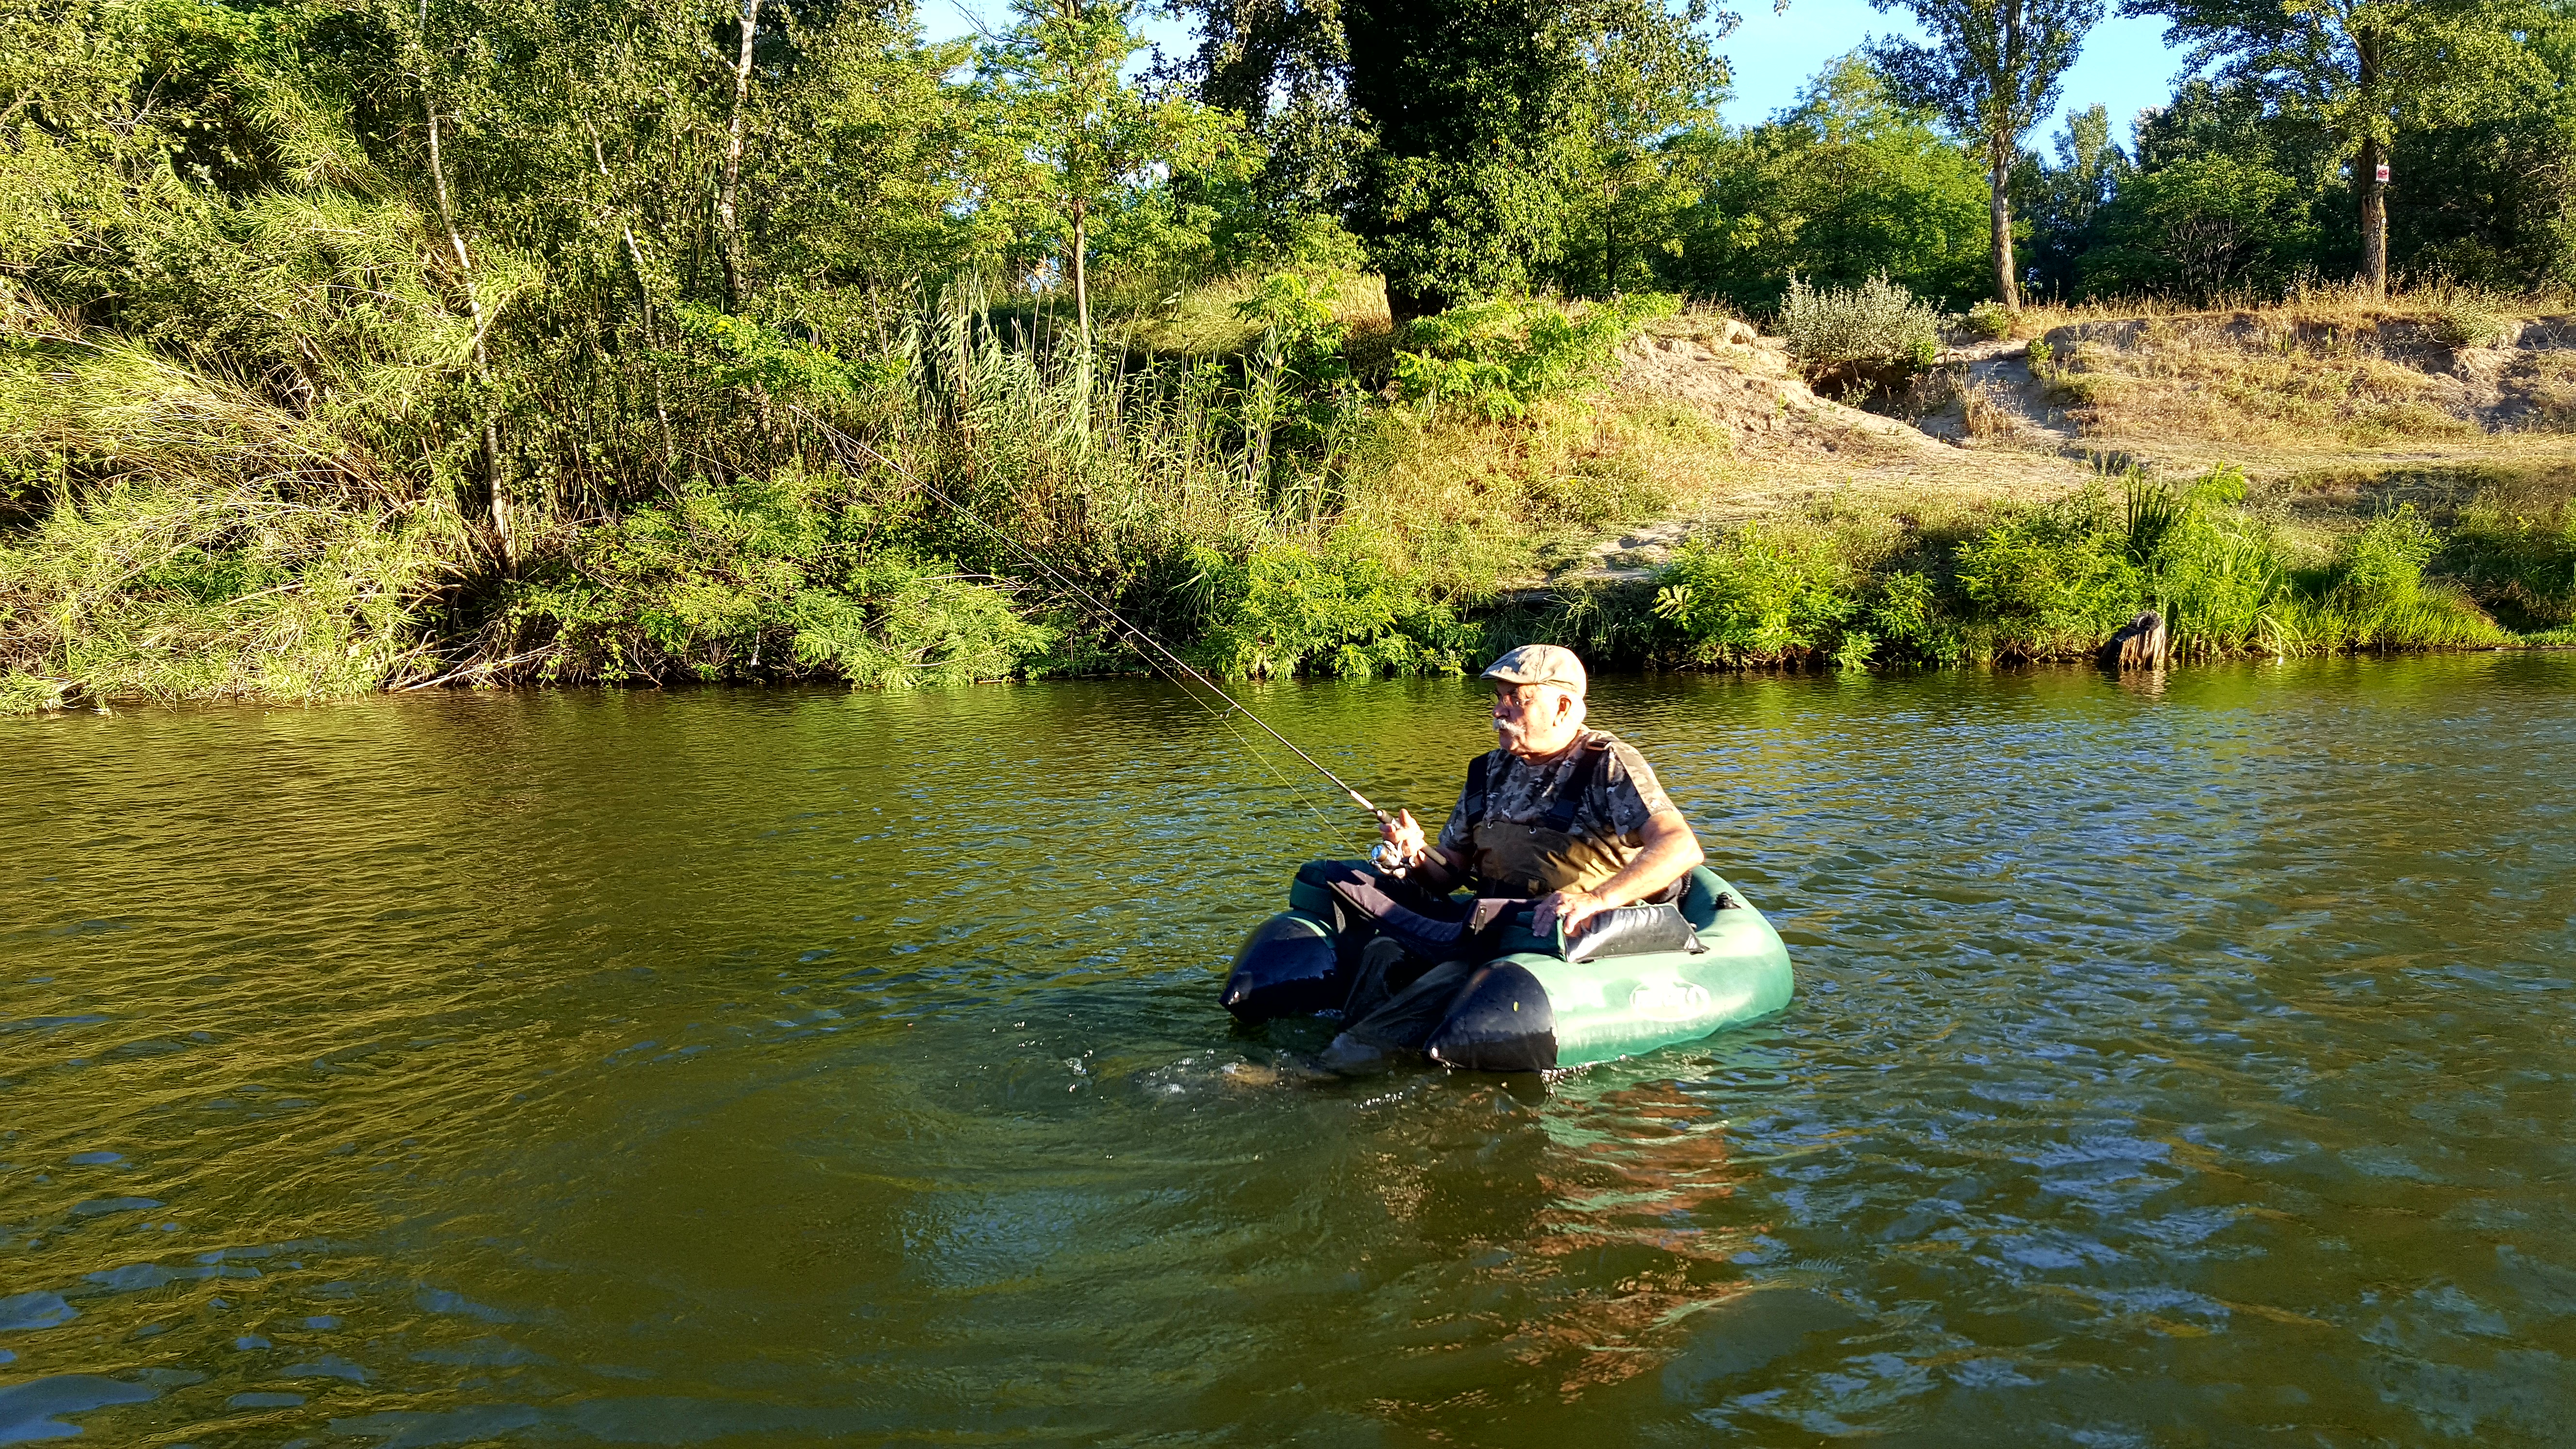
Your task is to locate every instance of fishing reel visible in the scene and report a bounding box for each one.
[1370,838,1412,878]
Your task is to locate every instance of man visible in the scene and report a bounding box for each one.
[1321,644,1707,1071]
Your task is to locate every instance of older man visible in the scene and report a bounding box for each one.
[1321,644,1707,1071]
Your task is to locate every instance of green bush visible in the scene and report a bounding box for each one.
[2438,496,2576,632]
[1393,294,1677,421]
[2425,292,2515,349]
[1184,531,1480,678]
[504,471,1054,688]
[1951,491,2141,657]
[1962,302,2015,339]
[1651,525,1858,664]
[2282,505,2507,649]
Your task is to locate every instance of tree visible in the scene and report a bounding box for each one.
[2122,0,2545,294]
[1865,0,2103,309]
[2080,150,2318,292]
[2014,103,2132,296]
[978,0,1240,340]
[1656,55,1993,310]
[1556,0,1733,296]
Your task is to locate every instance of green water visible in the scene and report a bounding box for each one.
[5,656,2575,1446]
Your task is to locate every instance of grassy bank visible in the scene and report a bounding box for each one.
[7,276,2573,715]
[0,285,1698,709]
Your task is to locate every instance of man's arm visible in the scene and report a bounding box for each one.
[1530,807,1705,937]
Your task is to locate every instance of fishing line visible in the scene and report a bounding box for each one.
[793,408,1383,836]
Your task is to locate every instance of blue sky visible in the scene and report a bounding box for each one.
[922,0,2196,150]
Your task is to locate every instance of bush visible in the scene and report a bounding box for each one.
[1651,525,1858,664]
[2425,290,2515,348]
[2282,505,2507,649]
[1184,531,1479,678]
[1778,273,1943,370]
[1962,302,2016,339]
[1951,490,2141,656]
[503,471,1055,688]
[2438,494,2576,632]
[1393,294,1677,421]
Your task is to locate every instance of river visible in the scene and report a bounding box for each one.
[4,655,2574,1445]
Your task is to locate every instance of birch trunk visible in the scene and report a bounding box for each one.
[718,0,760,313]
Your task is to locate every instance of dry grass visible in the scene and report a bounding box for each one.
[2006,277,2574,338]
[2528,351,2576,429]
[1336,388,1734,593]
[2014,285,2576,449]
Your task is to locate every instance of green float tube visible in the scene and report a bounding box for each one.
[1221,863,1794,1071]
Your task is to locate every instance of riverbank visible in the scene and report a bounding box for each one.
[5,281,2573,713]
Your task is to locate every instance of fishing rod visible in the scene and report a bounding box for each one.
[792,408,1402,837]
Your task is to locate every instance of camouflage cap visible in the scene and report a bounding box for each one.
[1480,644,1588,698]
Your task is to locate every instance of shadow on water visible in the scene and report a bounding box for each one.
[3,654,2575,1444]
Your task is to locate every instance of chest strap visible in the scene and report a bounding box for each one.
[1464,742,1606,836]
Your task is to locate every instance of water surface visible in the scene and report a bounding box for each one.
[5,656,2574,1445]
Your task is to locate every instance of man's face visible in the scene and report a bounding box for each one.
[1492,684,1576,756]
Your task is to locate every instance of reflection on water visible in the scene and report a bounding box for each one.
[4,654,2575,1445]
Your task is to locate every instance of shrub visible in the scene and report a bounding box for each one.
[2284,505,2507,649]
[1394,294,1677,422]
[1652,525,1857,663]
[1777,273,1943,370]
[1184,531,1479,678]
[2121,469,2287,656]
[1952,490,2141,656]
[504,471,1055,687]
[1962,302,2015,340]
[2424,290,2515,349]
[2438,494,2576,632]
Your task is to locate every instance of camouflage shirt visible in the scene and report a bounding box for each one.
[1435,728,1676,857]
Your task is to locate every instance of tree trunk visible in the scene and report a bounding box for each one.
[2357,36,2387,296]
[1989,129,2021,311]
[1072,194,1090,343]
[418,12,510,565]
[718,0,760,313]
[2357,134,2389,296]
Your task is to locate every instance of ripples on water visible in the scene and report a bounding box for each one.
[3,656,2574,1445]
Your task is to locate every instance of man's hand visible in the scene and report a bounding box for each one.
[1377,808,1428,867]
[1531,887,1609,939]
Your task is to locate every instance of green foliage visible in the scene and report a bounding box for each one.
[1393,294,1676,421]
[1652,526,1857,662]
[1658,56,1995,311]
[1865,0,2104,304]
[2280,505,2506,648]
[1185,534,1479,679]
[976,0,1248,329]
[2080,152,2320,296]
[670,306,899,401]
[2016,103,2135,297]
[2437,491,2576,631]
[506,471,1054,688]
[1778,273,1945,368]
[1952,490,2141,654]
[1339,0,1725,315]
[1634,469,2543,673]
[2425,290,2515,347]
[2121,0,2548,287]
[1963,301,2017,338]
[0,671,68,712]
